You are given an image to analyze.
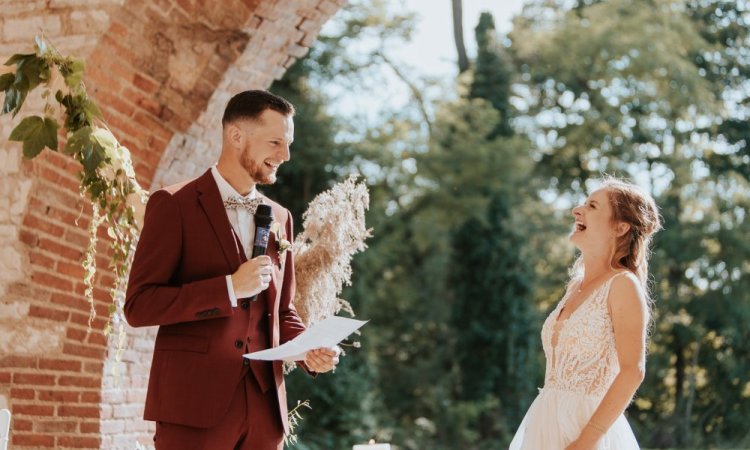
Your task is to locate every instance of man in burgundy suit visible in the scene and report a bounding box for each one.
[125,90,340,450]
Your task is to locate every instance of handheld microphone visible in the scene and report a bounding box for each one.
[249,204,273,301]
[252,204,273,258]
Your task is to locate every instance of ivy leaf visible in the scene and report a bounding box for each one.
[58,93,98,129]
[9,115,60,159]
[2,75,29,117]
[67,126,106,174]
[84,98,102,120]
[62,59,84,88]
[42,117,59,152]
[0,73,14,91]
[0,54,50,117]
[80,139,106,173]
[90,127,118,160]
[4,53,36,66]
[64,126,93,156]
[17,54,49,90]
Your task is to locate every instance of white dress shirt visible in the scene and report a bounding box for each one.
[211,166,258,307]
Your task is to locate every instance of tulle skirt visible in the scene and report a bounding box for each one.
[509,387,640,450]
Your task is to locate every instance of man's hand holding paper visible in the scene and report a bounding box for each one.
[304,346,341,373]
[244,316,367,368]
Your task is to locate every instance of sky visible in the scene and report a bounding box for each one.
[319,0,529,124]
[391,0,528,78]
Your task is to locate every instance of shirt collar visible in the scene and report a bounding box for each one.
[211,165,257,202]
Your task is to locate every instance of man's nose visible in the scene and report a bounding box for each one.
[280,145,290,162]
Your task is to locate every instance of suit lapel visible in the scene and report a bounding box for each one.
[196,170,242,270]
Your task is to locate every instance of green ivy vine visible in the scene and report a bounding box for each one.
[1,37,147,344]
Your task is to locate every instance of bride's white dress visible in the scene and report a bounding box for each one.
[509,273,640,450]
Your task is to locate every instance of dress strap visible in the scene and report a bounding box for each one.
[599,271,631,304]
[609,270,630,282]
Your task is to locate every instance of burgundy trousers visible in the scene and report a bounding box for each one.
[154,374,284,450]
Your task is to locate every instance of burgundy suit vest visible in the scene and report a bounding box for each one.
[232,229,275,392]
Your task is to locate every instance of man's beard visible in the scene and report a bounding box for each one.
[240,146,276,185]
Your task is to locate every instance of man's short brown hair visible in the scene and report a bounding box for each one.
[221,90,295,126]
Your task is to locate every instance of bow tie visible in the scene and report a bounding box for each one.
[223,196,263,214]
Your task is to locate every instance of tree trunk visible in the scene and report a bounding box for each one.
[451,0,470,73]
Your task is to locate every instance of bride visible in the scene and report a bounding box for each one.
[510,177,661,450]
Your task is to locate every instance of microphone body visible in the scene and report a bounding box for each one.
[249,204,274,301]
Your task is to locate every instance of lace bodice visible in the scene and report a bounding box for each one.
[541,273,625,397]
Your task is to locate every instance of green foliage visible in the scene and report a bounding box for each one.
[511,0,723,191]
[56,90,102,130]
[448,194,540,447]
[470,13,514,137]
[2,52,50,116]
[9,115,58,158]
[340,60,544,450]
[285,347,385,449]
[1,37,146,341]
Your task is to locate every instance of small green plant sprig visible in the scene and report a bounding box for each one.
[284,400,312,446]
[1,36,147,342]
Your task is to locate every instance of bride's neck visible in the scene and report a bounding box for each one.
[580,257,612,283]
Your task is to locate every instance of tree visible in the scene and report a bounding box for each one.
[452,0,470,73]
[470,12,514,137]
[449,193,539,447]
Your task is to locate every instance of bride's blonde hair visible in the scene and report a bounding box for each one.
[571,176,662,299]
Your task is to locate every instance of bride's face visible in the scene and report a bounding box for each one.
[569,188,620,253]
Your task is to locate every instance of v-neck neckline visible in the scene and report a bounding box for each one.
[555,271,627,324]
[556,279,604,325]
[547,271,629,375]
[549,275,609,371]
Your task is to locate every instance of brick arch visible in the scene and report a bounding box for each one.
[0,1,343,448]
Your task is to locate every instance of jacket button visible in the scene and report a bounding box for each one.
[243,359,249,366]
[241,301,249,310]
[234,339,243,349]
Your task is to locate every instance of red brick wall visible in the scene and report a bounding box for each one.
[0,0,344,448]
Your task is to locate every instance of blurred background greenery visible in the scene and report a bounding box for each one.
[262,0,750,448]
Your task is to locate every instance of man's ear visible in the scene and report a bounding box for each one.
[616,222,631,237]
[225,123,244,148]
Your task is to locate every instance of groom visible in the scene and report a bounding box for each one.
[125,90,340,450]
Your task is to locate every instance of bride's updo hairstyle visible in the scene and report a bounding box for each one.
[600,177,662,293]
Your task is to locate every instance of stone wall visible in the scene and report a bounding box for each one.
[0,0,344,448]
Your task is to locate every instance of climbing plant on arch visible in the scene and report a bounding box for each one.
[1,37,147,346]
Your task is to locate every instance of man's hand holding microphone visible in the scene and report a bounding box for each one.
[231,256,273,298]
[232,203,274,300]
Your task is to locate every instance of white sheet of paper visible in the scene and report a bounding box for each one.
[244,316,367,362]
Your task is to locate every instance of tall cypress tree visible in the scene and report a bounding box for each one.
[449,193,538,446]
[470,12,513,137]
[442,12,543,447]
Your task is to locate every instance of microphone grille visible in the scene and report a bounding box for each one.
[255,204,274,226]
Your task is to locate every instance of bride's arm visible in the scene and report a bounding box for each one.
[566,272,648,450]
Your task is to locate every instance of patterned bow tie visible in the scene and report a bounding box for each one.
[223,196,263,214]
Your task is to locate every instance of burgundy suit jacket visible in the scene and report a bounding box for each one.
[124,169,306,432]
